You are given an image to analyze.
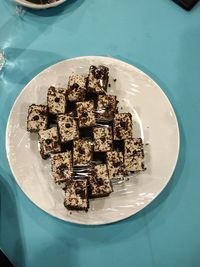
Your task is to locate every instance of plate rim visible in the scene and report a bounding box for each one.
[15,0,67,10]
[6,55,180,225]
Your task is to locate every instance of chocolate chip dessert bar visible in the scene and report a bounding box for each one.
[96,95,117,120]
[76,100,96,128]
[57,113,79,143]
[64,179,89,211]
[38,127,61,159]
[87,65,109,94]
[106,151,124,179]
[88,164,112,198]
[124,138,145,171]
[73,139,92,166]
[113,113,132,140]
[27,104,48,132]
[93,126,112,152]
[51,151,72,183]
[67,74,87,101]
[47,86,66,115]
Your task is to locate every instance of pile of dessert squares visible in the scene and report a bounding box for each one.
[27,65,145,212]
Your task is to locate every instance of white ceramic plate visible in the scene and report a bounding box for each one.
[6,56,179,225]
[15,0,66,9]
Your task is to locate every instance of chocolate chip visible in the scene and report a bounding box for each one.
[113,79,117,82]
[75,188,81,194]
[82,111,88,117]
[141,163,147,170]
[55,97,60,103]
[78,148,85,154]
[75,188,86,199]
[71,83,79,89]
[108,84,111,87]
[100,136,106,142]
[58,164,68,176]
[113,161,121,168]
[120,121,127,129]
[141,163,144,169]
[90,65,96,72]
[33,115,39,121]
[94,70,102,79]
[132,151,138,157]
[59,164,67,172]
[40,111,47,116]
[97,178,104,186]
[45,139,52,145]
[65,123,71,128]
[49,86,56,91]
[106,103,112,111]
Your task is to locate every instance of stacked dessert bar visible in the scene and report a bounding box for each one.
[27,65,145,212]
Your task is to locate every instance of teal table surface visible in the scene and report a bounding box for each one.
[1,1,200,267]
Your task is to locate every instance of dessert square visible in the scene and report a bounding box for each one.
[124,138,145,171]
[27,104,48,132]
[47,86,66,115]
[51,151,72,183]
[38,127,61,159]
[93,126,112,152]
[106,151,124,179]
[88,164,112,198]
[113,113,132,140]
[76,100,96,128]
[67,74,87,101]
[57,113,79,143]
[96,95,117,120]
[73,139,93,166]
[87,65,109,94]
[64,179,89,211]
